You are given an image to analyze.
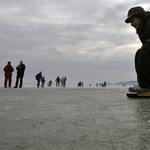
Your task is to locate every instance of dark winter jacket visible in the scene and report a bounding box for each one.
[135,11,150,88]
[56,76,60,82]
[16,64,25,75]
[41,78,45,83]
[137,11,150,45]
[35,73,42,81]
[3,65,14,76]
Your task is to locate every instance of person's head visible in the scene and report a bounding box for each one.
[125,6,145,30]
[20,61,23,64]
[8,61,11,65]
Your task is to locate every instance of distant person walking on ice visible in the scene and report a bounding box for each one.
[64,77,67,87]
[125,6,150,92]
[48,80,52,87]
[55,76,60,87]
[35,72,42,87]
[41,77,46,88]
[3,61,14,88]
[61,77,65,87]
[14,61,26,88]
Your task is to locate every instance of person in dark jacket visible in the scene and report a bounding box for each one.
[41,77,46,88]
[55,76,60,87]
[125,6,150,92]
[3,61,14,88]
[35,72,42,87]
[14,61,26,88]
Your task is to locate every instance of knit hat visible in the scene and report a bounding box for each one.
[125,6,145,23]
[8,61,11,64]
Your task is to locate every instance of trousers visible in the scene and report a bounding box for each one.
[135,47,150,88]
[4,75,12,88]
[15,73,24,88]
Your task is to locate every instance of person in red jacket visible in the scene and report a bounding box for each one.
[3,61,14,88]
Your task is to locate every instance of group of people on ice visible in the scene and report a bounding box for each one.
[78,81,84,87]
[35,74,67,88]
[3,61,25,88]
[3,61,107,88]
[97,81,107,87]
[3,60,67,88]
[55,76,67,87]
[35,72,46,88]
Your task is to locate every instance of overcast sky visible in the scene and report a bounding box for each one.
[0,0,150,87]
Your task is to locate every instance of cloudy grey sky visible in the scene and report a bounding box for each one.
[1,0,150,87]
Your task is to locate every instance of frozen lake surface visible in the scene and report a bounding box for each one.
[0,87,150,150]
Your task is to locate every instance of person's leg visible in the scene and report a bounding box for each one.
[135,47,150,88]
[4,76,8,88]
[14,74,19,88]
[37,80,40,87]
[8,75,12,88]
[19,74,24,88]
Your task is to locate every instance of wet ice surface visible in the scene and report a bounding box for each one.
[0,87,150,150]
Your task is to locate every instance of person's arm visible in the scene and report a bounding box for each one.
[146,18,150,39]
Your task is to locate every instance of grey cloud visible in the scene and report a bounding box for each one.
[0,0,149,85]
[46,47,63,55]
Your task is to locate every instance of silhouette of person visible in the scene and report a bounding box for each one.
[81,82,83,87]
[64,77,67,87]
[41,77,46,88]
[96,83,98,87]
[3,61,14,88]
[103,81,106,87]
[125,6,150,92]
[14,61,25,88]
[61,77,66,87]
[48,80,52,87]
[56,76,60,87]
[35,72,42,87]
